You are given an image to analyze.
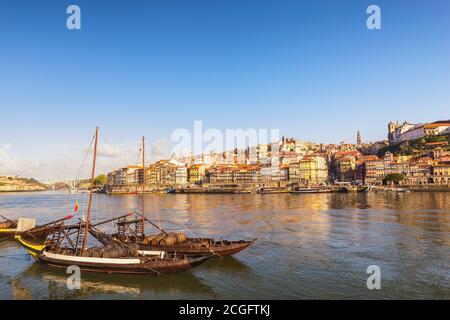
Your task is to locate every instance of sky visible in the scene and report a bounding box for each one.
[0,0,449,180]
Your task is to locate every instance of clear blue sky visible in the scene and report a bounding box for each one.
[0,0,449,179]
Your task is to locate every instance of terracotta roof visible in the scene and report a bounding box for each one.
[425,141,448,146]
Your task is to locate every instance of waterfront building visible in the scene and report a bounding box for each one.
[431,164,450,185]
[364,158,385,184]
[188,164,206,184]
[149,160,179,186]
[107,171,117,187]
[207,164,237,185]
[175,165,188,186]
[289,156,327,186]
[280,164,289,182]
[233,165,260,185]
[259,164,273,184]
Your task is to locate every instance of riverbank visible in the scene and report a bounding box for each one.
[106,184,450,194]
[0,176,46,193]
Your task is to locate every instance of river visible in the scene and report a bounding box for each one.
[0,191,449,299]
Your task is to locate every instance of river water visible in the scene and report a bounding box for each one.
[0,191,448,299]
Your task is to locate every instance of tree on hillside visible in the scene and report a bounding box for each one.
[94,174,107,187]
[383,173,405,185]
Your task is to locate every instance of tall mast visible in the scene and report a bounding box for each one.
[141,136,145,234]
[82,126,98,252]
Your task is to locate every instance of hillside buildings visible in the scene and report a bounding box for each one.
[106,119,450,191]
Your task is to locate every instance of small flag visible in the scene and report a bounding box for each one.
[73,200,79,212]
[64,214,74,220]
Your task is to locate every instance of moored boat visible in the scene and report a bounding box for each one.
[290,187,331,194]
[89,223,256,257]
[0,216,59,244]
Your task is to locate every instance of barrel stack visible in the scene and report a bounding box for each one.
[0,221,17,229]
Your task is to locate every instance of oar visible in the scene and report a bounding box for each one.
[30,214,74,231]
[0,214,16,226]
[91,212,134,227]
[132,210,168,236]
[20,214,75,240]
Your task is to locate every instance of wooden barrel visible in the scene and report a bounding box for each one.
[104,243,115,250]
[102,248,116,258]
[127,243,140,256]
[144,234,157,244]
[159,234,178,246]
[174,232,187,243]
[91,247,108,257]
[0,221,15,229]
[82,247,98,257]
[103,246,128,258]
[117,246,128,256]
[151,234,165,245]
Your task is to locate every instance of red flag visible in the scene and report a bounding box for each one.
[64,214,74,220]
[73,200,79,212]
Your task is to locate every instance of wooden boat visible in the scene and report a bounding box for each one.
[0,215,60,244]
[257,187,288,194]
[15,128,210,274]
[290,187,331,194]
[90,224,256,257]
[90,135,256,257]
[164,187,176,194]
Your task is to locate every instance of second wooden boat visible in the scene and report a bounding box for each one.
[90,221,256,257]
[0,215,60,244]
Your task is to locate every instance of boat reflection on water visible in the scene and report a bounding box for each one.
[199,256,252,274]
[18,262,216,299]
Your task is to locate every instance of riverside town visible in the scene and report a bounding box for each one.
[103,119,450,194]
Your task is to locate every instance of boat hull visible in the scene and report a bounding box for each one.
[0,230,15,242]
[89,229,255,257]
[36,252,207,274]
[0,226,54,244]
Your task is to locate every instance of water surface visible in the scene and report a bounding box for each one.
[0,191,449,299]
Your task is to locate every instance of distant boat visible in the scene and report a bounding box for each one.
[291,187,330,194]
[257,187,288,194]
[164,187,176,194]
